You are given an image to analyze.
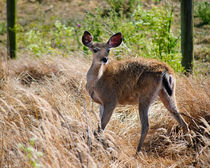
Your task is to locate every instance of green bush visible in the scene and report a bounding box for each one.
[18,138,43,168]
[25,29,51,56]
[80,4,182,71]
[195,1,210,24]
[18,3,183,72]
[120,5,182,71]
[18,20,78,56]
[0,21,6,35]
[106,0,140,17]
[132,5,178,56]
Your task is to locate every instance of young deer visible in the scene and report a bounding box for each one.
[82,31,190,154]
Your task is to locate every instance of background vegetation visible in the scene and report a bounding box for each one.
[0,0,209,167]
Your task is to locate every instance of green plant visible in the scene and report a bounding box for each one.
[18,20,77,56]
[18,138,43,168]
[106,0,140,17]
[17,3,183,72]
[125,5,182,71]
[81,3,183,71]
[133,5,177,54]
[195,1,210,25]
[0,21,6,35]
[52,20,74,49]
[25,29,51,56]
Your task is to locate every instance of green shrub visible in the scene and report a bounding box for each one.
[132,5,177,55]
[18,138,43,168]
[18,20,78,56]
[195,1,210,24]
[17,3,183,72]
[0,21,6,35]
[80,4,182,71]
[25,29,51,56]
[122,5,182,71]
[106,0,140,17]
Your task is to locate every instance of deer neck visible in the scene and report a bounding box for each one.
[86,60,104,93]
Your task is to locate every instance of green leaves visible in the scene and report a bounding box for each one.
[17,3,183,72]
[118,5,182,71]
[18,138,43,168]
[195,1,210,25]
[18,20,76,57]
[0,21,6,35]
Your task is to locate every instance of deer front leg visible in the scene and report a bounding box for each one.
[97,105,104,133]
[101,101,117,131]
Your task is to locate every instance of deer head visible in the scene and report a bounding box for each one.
[82,31,123,64]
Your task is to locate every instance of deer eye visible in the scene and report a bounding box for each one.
[93,48,99,53]
[107,48,110,53]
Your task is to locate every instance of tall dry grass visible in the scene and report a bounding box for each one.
[0,52,209,168]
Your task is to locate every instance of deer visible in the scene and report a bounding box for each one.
[82,31,191,154]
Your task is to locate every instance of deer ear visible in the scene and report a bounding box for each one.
[82,31,93,47]
[107,32,123,48]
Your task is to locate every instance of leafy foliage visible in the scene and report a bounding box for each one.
[106,0,140,17]
[195,1,210,24]
[18,3,183,71]
[18,21,76,57]
[83,4,183,71]
[0,21,6,35]
[18,138,43,168]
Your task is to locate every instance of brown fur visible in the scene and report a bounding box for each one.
[95,58,174,105]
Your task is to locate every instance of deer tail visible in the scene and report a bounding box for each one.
[162,73,173,96]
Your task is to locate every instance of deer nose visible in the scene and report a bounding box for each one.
[101,57,108,64]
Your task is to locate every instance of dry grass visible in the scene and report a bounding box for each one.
[0,52,209,168]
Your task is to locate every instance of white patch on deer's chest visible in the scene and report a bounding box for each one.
[97,63,104,79]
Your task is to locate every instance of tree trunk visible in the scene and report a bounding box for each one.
[7,0,17,59]
[181,0,194,74]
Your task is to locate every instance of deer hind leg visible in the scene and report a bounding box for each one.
[136,101,150,153]
[136,86,161,153]
[159,89,189,134]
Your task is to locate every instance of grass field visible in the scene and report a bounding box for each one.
[0,0,209,167]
